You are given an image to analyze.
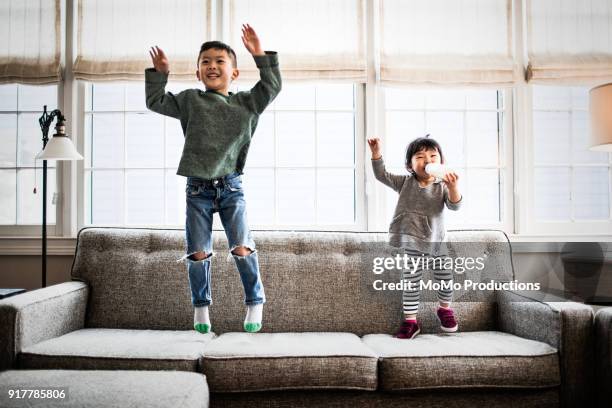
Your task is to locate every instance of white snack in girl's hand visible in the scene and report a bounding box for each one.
[425,163,450,178]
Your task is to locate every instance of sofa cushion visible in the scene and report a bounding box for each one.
[0,370,209,408]
[362,331,560,391]
[201,332,378,392]
[19,328,214,371]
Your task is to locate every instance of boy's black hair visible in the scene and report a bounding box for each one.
[197,41,237,68]
[404,134,445,169]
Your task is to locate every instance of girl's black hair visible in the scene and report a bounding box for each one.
[404,134,445,170]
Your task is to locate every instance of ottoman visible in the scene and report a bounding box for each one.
[0,370,209,408]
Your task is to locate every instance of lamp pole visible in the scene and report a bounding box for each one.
[38,106,66,288]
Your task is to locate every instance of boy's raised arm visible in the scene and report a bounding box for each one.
[145,46,182,119]
[238,25,282,114]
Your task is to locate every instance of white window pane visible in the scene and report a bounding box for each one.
[317,169,355,225]
[277,169,315,225]
[17,168,56,225]
[533,86,571,110]
[571,87,589,110]
[0,84,17,111]
[165,119,184,168]
[0,169,16,224]
[91,170,124,225]
[466,168,500,222]
[573,167,610,220]
[384,87,426,110]
[92,83,125,111]
[426,90,465,110]
[385,112,425,169]
[242,168,275,225]
[18,113,45,167]
[125,113,164,168]
[248,113,275,168]
[126,170,164,225]
[466,90,498,110]
[274,84,314,110]
[277,112,315,167]
[534,167,571,221]
[572,110,607,164]
[166,82,194,95]
[92,114,125,168]
[315,84,354,110]
[126,83,147,111]
[18,85,57,111]
[533,111,570,165]
[466,112,499,167]
[165,171,185,226]
[0,114,17,167]
[317,112,354,167]
[426,112,464,166]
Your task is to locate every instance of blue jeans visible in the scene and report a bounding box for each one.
[184,173,265,307]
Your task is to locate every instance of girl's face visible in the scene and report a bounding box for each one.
[409,147,441,180]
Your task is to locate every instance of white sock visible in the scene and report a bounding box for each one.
[245,304,263,324]
[194,306,210,326]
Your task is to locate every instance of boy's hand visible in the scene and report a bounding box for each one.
[367,138,382,160]
[241,24,264,56]
[149,46,170,74]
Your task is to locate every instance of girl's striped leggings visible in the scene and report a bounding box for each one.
[402,249,453,316]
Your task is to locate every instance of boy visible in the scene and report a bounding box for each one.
[145,24,281,333]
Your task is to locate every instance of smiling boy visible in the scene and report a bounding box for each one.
[145,25,282,333]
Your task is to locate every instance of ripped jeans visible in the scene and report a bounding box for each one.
[184,173,265,307]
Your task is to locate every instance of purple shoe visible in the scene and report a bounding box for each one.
[395,320,420,339]
[437,307,458,332]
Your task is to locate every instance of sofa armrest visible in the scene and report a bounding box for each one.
[0,281,88,370]
[497,290,594,408]
[595,308,612,408]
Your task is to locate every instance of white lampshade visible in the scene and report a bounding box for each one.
[36,135,83,160]
[589,83,612,152]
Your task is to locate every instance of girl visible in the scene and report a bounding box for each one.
[368,135,463,339]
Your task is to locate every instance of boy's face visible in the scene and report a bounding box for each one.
[196,48,239,95]
[409,147,441,179]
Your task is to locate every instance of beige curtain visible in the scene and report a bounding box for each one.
[526,0,612,84]
[74,0,211,82]
[0,0,61,84]
[380,0,517,86]
[228,0,366,81]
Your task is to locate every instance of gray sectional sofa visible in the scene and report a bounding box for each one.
[595,307,612,408]
[0,228,595,407]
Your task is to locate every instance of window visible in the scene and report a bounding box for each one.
[84,82,191,226]
[531,85,611,231]
[83,82,362,230]
[0,84,58,227]
[381,87,508,230]
[240,83,360,229]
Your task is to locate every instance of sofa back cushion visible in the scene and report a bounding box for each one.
[72,228,513,335]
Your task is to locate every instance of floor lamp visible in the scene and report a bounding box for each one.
[35,106,83,288]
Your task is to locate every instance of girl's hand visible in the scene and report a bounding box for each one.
[443,171,459,188]
[444,172,462,203]
[241,24,264,56]
[149,46,170,74]
[367,138,382,160]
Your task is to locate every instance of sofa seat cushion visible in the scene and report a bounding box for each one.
[201,332,378,392]
[0,370,209,408]
[19,328,215,371]
[362,331,560,391]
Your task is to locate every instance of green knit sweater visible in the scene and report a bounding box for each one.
[145,52,282,179]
